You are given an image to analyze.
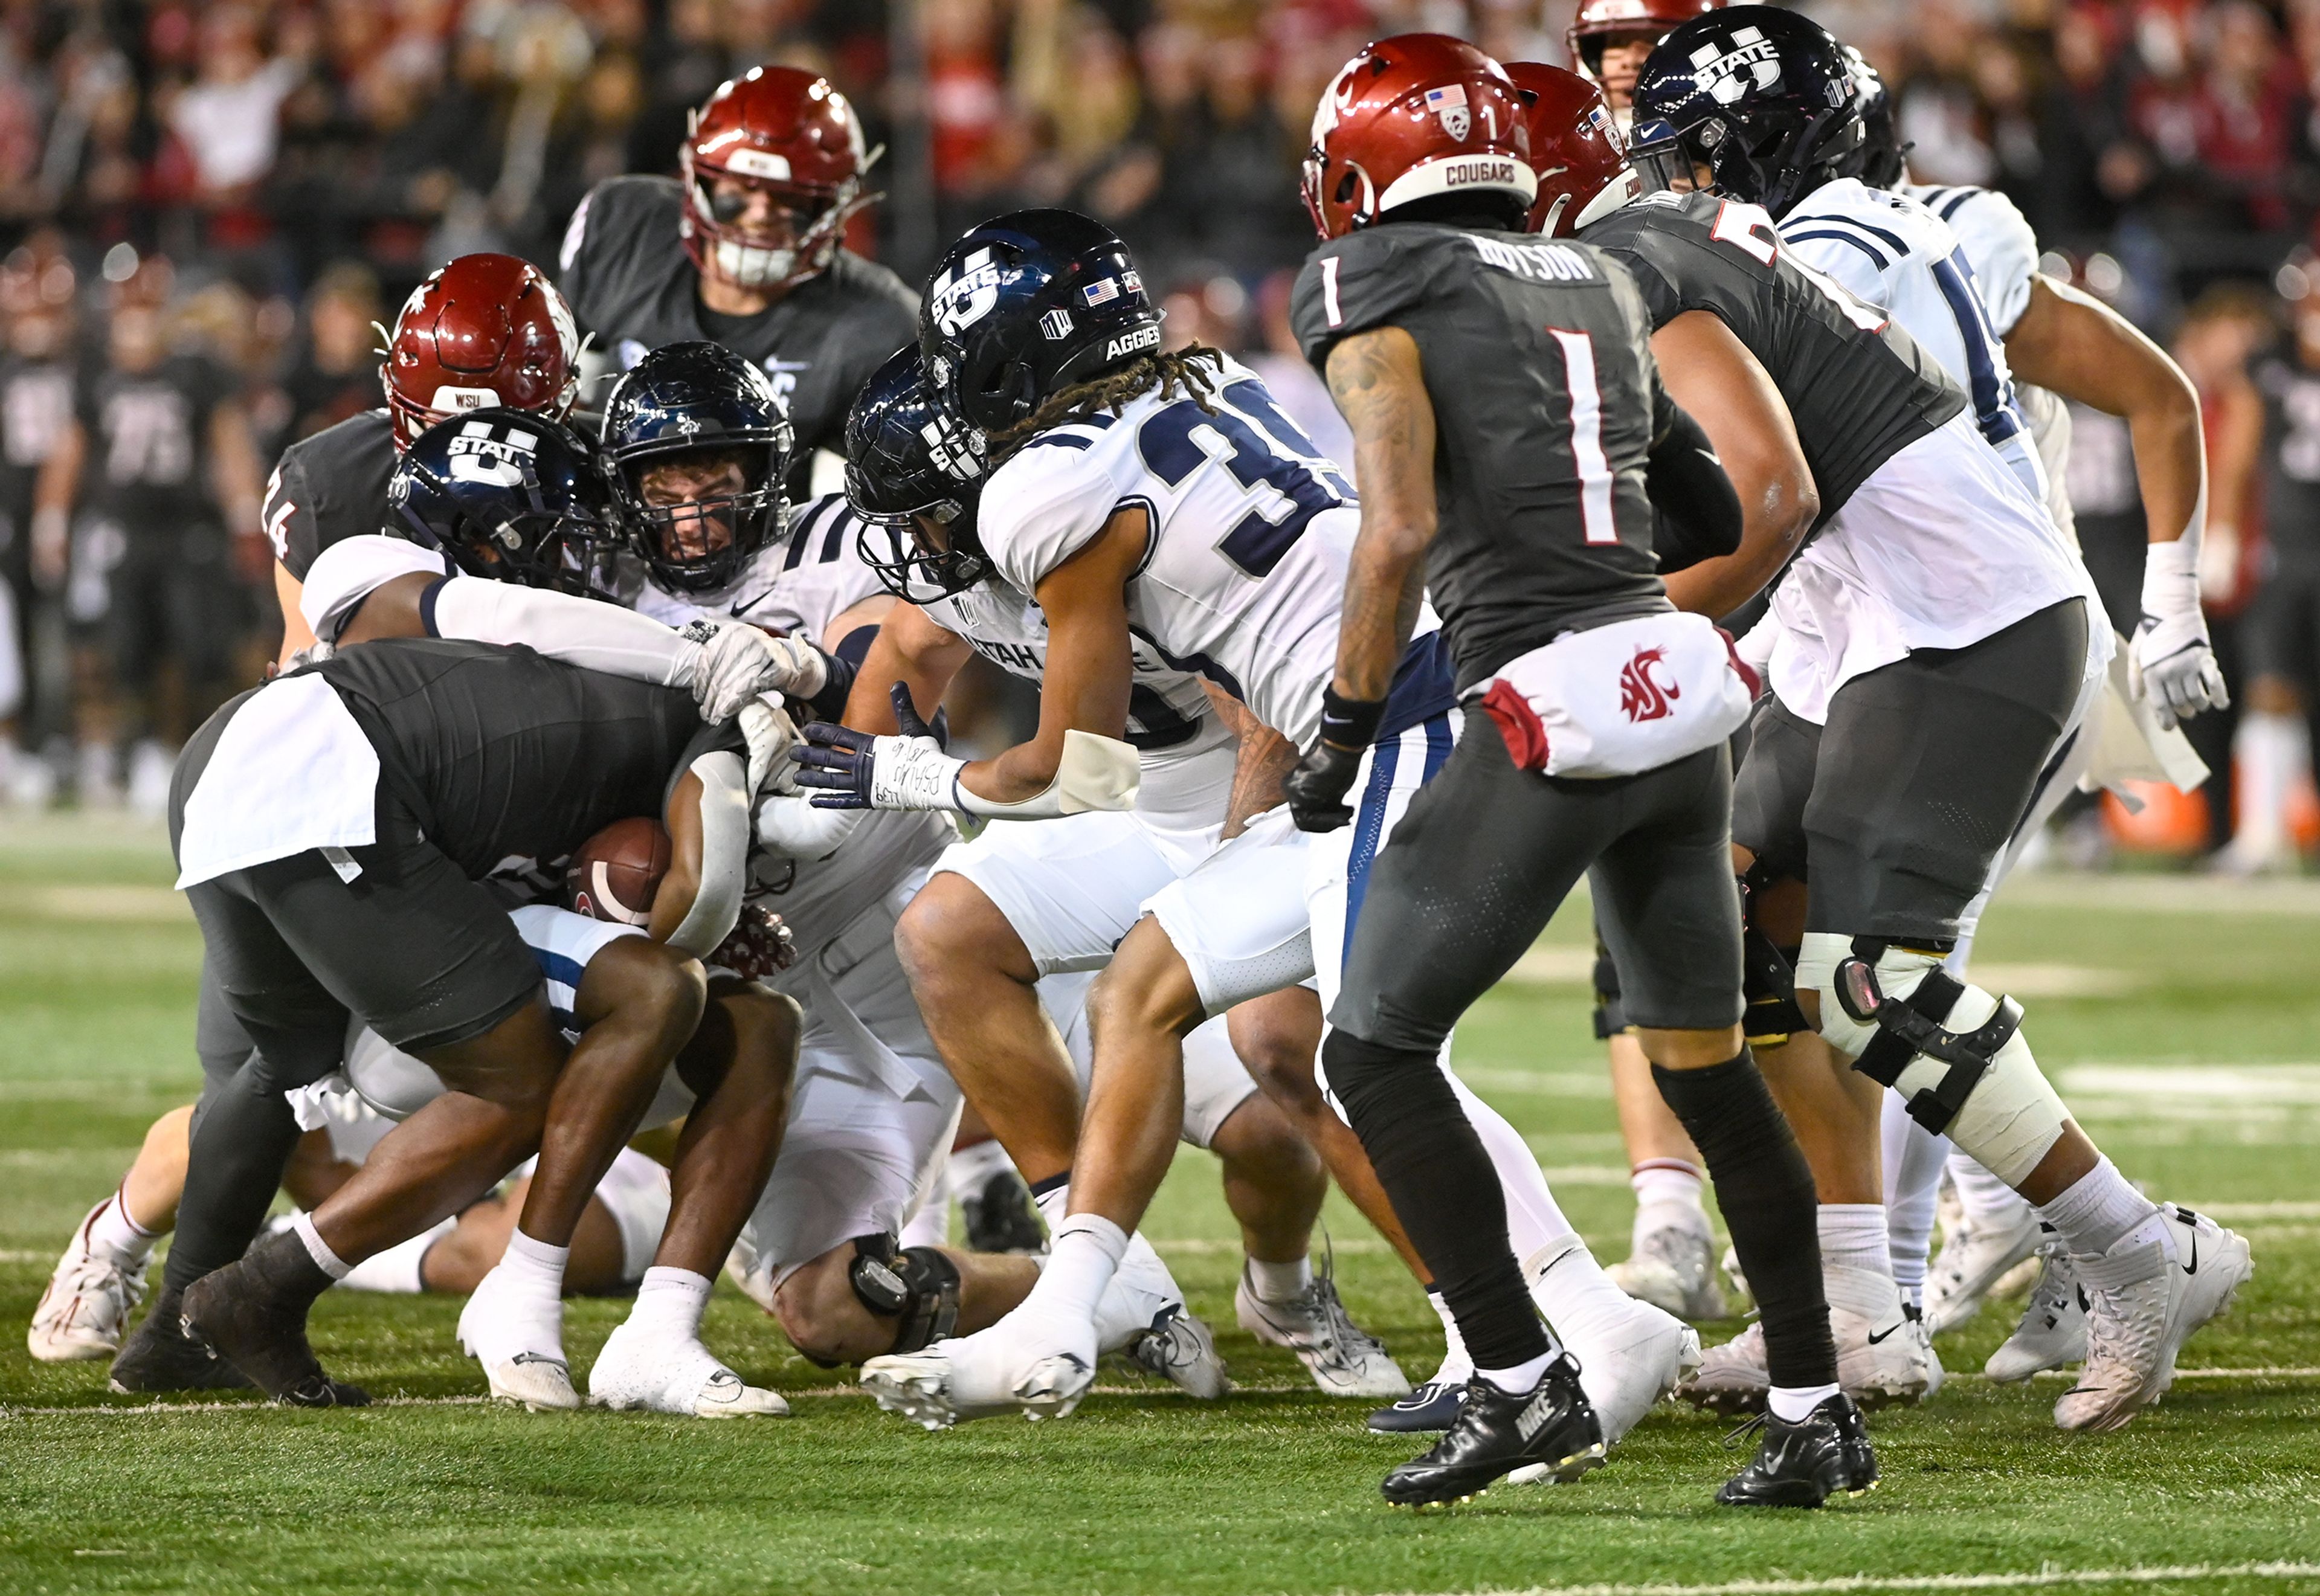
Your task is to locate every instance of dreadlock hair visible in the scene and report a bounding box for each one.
[988,344,1228,460]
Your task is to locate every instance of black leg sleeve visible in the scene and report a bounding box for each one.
[1652,1051,1837,1390]
[1323,1029,1551,1372]
[162,1053,307,1298]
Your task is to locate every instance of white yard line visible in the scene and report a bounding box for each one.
[1382,1563,2320,1596]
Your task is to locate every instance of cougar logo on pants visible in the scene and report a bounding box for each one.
[1619,646,1681,722]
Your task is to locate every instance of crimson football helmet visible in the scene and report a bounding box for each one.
[382,253,580,450]
[1503,63,1641,236]
[681,66,881,294]
[1301,34,1536,242]
[1566,0,1725,83]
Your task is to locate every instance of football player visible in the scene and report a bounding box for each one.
[811,213,1688,1436]
[263,251,581,664]
[557,65,917,493]
[0,246,76,806]
[293,348,1225,1388]
[172,429,800,1412]
[1841,49,2220,1362]
[1567,0,1724,123]
[1593,7,2251,1432]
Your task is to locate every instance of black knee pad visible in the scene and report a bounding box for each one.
[1740,927,1808,1046]
[1319,1029,1431,1126]
[847,1233,962,1356]
[1591,941,1628,1040]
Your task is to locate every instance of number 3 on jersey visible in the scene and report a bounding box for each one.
[1710,201,1889,334]
[1136,379,1355,578]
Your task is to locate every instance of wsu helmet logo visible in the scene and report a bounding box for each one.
[1690,26,1782,105]
[1619,645,1681,722]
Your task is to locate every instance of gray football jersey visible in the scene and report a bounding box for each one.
[264,408,398,581]
[558,176,918,462]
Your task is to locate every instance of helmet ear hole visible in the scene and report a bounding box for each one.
[1334,169,1360,205]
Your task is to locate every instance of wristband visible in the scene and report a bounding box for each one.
[1318,686,1386,751]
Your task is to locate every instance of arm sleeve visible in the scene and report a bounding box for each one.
[300,533,450,641]
[1290,232,1431,368]
[1645,405,1744,573]
[665,717,750,811]
[427,576,706,686]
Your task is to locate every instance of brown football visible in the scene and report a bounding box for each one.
[564,817,672,926]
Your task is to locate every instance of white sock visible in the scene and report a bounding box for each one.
[1428,1290,1472,1384]
[1880,1096,1948,1303]
[499,1227,572,1302]
[338,1218,454,1293]
[291,1212,350,1280]
[84,1186,159,1265]
[1475,1350,1553,1395]
[2232,710,2306,857]
[1245,1253,1312,1303]
[1628,1159,1707,1238]
[1031,1180,1069,1232]
[626,1266,712,1339]
[948,1137,1016,1193]
[1948,1150,2032,1226]
[1768,1382,1840,1422]
[1530,1234,1642,1344]
[1817,1203,1892,1278]
[2039,1157,2156,1258]
[1028,1214,1127,1327]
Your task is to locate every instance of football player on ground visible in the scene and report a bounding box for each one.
[107,414,809,1402]
[1588,8,2251,1432]
[265,252,581,663]
[815,206,1700,1438]
[817,330,1404,1408]
[295,345,1222,1384]
[558,65,916,491]
[172,509,799,1411]
[1842,50,2222,1367]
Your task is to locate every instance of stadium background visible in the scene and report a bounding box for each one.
[0,0,2313,861]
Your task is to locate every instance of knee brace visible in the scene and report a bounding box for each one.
[847,1232,962,1355]
[1590,943,1629,1040]
[1739,925,1808,1047]
[1799,933,2068,1188]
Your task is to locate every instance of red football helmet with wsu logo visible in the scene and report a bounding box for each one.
[382,253,580,449]
[1301,34,1537,242]
[1502,63,1642,236]
[681,66,880,293]
[1567,0,1726,83]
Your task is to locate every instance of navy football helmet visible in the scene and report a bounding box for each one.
[602,341,796,594]
[388,408,623,597]
[1629,5,1862,220]
[918,208,1162,437]
[1844,46,1910,190]
[843,345,990,601]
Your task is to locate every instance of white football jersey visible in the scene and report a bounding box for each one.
[1781,179,2048,506]
[1905,181,2077,542]
[970,353,1366,750]
[627,492,890,646]
[627,490,949,959]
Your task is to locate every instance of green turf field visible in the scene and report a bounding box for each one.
[2,816,2316,1596]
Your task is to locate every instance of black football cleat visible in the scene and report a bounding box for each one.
[180,1233,369,1409]
[1715,1393,1877,1507]
[109,1291,256,1394]
[1380,1356,1606,1507]
[960,1167,1045,1255]
[1367,1379,1467,1434]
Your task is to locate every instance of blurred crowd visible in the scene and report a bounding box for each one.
[0,0,2312,866]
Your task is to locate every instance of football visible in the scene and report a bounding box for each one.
[564,817,672,925]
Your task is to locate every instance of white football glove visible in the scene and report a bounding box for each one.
[738,695,801,797]
[688,620,830,723]
[755,791,866,861]
[2132,535,2229,730]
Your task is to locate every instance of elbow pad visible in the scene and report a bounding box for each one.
[429,578,701,687]
[958,729,1140,820]
[1647,410,1744,573]
[668,750,749,957]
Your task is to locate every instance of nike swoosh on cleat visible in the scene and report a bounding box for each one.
[1864,1323,1904,1345]
[2180,1232,2199,1276]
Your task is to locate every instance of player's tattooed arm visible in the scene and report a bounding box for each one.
[1649,311,1818,619]
[1324,326,1436,704]
[1202,681,1298,840]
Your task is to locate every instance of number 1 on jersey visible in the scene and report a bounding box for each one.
[1548,329,1620,545]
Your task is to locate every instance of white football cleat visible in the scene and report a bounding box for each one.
[1127,1303,1229,1399]
[1985,1231,2087,1383]
[588,1319,787,1418]
[28,1206,146,1362]
[863,1329,1046,1431]
[1234,1263,1409,1400]
[1607,1220,1729,1321]
[2054,1205,2251,1432]
[1554,1296,1700,1447]
[1679,1264,1936,1414]
[1924,1201,2042,1335]
[456,1265,579,1412]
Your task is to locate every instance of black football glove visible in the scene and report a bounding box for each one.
[1284,739,1364,833]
